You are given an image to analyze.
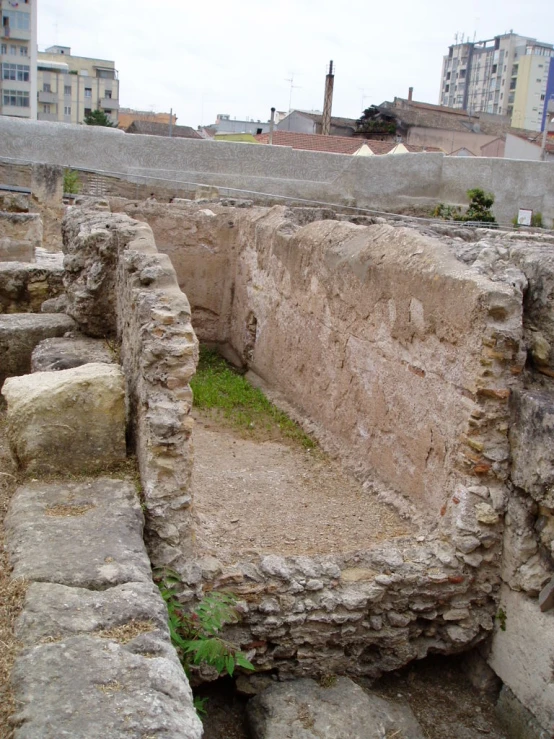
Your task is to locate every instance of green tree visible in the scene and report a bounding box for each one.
[463,188,496,224]
[63,169,81,195]
[356,106,396,136]
[84,109,115,127]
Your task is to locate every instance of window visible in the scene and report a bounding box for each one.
[537,79,542,83]
[509,79,517,90]
[104,90,112,98]
[64,106,71,116]
[64,85,71,95]
[0,44,6,54]
[446,72,451,80]
[84,87,92,98]
[511,64,518,76]
[491,64,497,74]
[104,109,112,114]
[2,63,30,81]
[459,69,466,79]
[2,89,29,107]
[19,45,27,56]
[2,10,31,32]
[42,104,50,113]
[96,69,115,79]
[541,94,546,101]
[9,45,16,55]
[445,84,450,93]
[84,107,91,116]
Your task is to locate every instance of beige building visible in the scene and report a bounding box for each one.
[37,45,119,125]
[118,108,176,130]
[440,33,554,132]
[0,0,37,119]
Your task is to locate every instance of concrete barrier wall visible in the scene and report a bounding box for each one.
[1,117,553,226]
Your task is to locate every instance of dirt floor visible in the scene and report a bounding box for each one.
[192,412,413,562]
[0,409,25,739]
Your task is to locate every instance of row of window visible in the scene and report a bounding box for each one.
[0,43,28,56]
[42,83,113,98]
[42,105,93,116]
[2,89,29,107]
[2,10,31,32]
[2,62,29,81]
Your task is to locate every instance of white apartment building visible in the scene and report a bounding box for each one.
[37,45,119,126]
[440,33,554,132]
[0,0,37,119]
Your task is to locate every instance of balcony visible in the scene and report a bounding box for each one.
[99,97,119,110]
[37,112,58,122]
[38,91,57,104]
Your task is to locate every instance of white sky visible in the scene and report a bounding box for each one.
[38,0,554,127]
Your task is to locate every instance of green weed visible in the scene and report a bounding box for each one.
[191,347,316,449]
[155,568,255,681]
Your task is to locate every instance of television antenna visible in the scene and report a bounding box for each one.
[285,73,301,112]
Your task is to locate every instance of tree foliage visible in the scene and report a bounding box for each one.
[84,109,115,127]
[356,106,396,135]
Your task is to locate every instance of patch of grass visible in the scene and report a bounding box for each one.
[191,348,316,449]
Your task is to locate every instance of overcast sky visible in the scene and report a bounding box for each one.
[38,0,554,127]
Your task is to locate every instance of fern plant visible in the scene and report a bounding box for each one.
[155,569,255,679]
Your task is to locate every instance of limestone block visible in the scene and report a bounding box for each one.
[11,636,203,739]
[0,262,64,314]
[510,388,554,508]
[0,212,42,255]
[247,677,425,739]
[0,313,75,386]
[0,191,30,213]
[488,584,554,735]
[6,478,150,588]
[2,363,125,475]
[31,335,115,372]
[16,581,170,647]
[496,686,552,739]
[0,236,34,262]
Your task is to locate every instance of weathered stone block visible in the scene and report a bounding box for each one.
[0,313,75,386]
[247,677,425,739]
[2,362,125,474]
[0,211,42,258]
[488,584,554,735]
[11,636,203,739]
[6,478,150,588]
[0,262,64,314]
[510,388,554,508]
[31,335,115,372]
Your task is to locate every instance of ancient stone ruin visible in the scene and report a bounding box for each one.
[0,178,553,737]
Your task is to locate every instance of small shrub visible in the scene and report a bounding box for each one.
[155,569,255,680]
[462,188,496,224]
[433,203,462,220]
[531,212,543,228]
[63,169,81,195]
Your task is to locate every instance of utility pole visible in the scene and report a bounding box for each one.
[169,107,173,137]
[269,107,275,145]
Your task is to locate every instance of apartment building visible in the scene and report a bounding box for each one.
[37,45,119,126]
[0,0,37,119]
[440,33,554,131]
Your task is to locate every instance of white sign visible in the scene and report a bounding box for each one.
[518,209,533,226]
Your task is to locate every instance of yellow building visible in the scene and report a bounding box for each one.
[37,45,119,125]
[512,52,552,131]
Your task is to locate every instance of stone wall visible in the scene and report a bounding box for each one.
[1,116,554,226]
[105,200,553,732]
[62,205,199,574]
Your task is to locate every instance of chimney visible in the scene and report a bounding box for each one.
[269,107,275,145]
[321,60,335,136]
[408,87,413,102]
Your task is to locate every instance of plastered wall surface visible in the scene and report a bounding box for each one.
[1,117,553,226]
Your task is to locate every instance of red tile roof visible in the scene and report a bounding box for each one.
[255,131,443,155]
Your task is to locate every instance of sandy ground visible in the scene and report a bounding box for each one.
[192,413,412,563]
